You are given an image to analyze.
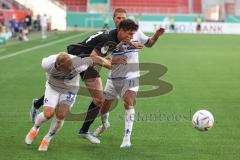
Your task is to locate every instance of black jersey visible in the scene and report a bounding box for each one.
[67,29,119,58]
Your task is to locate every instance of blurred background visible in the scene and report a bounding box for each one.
[0,0,240,44]
[1,1,240,159]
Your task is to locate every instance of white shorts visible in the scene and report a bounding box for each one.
[44,83,76,109]
[104,78,139,100]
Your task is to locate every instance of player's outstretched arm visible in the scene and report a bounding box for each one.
[111,56,127,65]
[90,50,111,69]
[145,28,165,47]
[92,56,112,69]
[130,42,143,49]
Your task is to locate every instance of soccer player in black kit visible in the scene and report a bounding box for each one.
[29,19,139,143]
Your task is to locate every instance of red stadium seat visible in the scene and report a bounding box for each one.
[56,0,203,14]
[193,0,202,13]
[111,0,190,14]
[58,0,87,12]
[225,2,235,15]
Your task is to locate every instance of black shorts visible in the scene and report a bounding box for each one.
[80,67,100,80]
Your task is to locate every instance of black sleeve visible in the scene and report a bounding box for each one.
[93,30,119,57]
[92,34,109,57]
[69,31,114,57]
[67,44,92,56]
[67,31,107,57]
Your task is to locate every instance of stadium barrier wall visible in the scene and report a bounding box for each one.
[139,21,240,34]
[67,12,196,28]
[67,13,240,34]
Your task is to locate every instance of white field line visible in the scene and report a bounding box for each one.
[0,32,88,61]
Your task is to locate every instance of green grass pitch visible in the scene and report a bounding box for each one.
[0,31,240,160]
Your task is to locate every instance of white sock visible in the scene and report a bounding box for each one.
[44,116,64,141]
[124,108,135,138]
[34,112,48,130]
[101,112,109,125]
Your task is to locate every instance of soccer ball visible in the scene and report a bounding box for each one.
[192,110,214,131]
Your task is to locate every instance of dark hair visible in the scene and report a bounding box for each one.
[113,8,127,18]
[118,19,138,31]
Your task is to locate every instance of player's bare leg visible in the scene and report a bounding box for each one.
[120,90,136,148]
[78,77,103,144]
[93,99,113,137]
[38,104,69,151]
[25,106,54,145]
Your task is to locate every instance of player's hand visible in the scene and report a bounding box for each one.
[111,56,127,65]
[131,42,143,49]
[116,41,128,52]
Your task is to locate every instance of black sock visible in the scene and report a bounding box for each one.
[33,95,44,109]
[79,101,100,134]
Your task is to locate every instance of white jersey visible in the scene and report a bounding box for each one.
[40,15,48,27]
[109,29,149,79]
[42,54,93,94]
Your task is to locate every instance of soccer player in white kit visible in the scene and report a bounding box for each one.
[25,52,110,151]
[93,9,165,148]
